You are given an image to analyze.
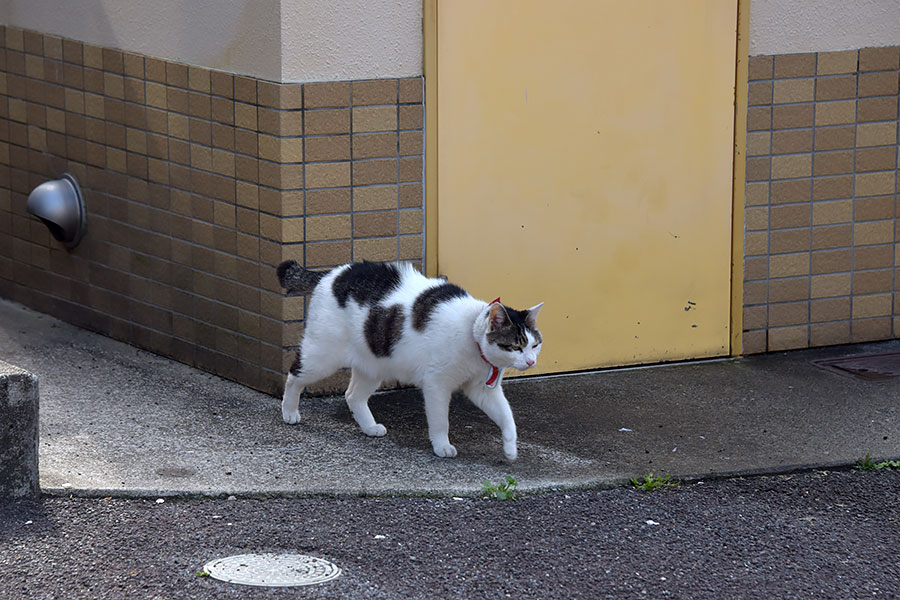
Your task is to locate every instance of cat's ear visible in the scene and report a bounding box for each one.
[489,302,510,331]
[525,302,544,329]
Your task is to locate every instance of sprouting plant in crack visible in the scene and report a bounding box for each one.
[856,453,900,471]
[483,476,518,500]
[857,453,879,471]
[631,472,680,492]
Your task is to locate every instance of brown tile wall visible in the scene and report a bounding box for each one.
[0,26,425,394]
[743,47,900,353]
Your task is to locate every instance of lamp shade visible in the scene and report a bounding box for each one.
[26,174,86,249]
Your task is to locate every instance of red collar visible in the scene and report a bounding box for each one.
[477,343,502,388]
[477,297,504,387]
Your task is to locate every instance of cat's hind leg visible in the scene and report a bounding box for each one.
[422,382,456,458]
[345,369,386,437]
[281,347,340,425]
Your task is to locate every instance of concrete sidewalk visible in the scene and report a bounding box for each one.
[1,297,898,498]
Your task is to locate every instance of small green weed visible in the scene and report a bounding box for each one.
[631,472,680,492]
[482,476,518,501]
[196,570,210,578]
[856,453,879,471]
[856,454,900,471]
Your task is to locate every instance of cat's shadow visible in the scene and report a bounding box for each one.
[327,387,499,457]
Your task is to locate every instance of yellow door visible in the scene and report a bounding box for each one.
[430,0,739,374]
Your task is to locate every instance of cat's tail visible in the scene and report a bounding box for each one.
[277,260,326,295]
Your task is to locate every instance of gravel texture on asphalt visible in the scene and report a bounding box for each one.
[2,469,899,599]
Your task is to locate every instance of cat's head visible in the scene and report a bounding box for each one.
[477,301,544,371]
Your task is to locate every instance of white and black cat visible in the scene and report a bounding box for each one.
[276,260,543,460]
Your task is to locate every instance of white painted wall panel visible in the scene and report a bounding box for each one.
[3,0,282,80]
[281,0,422,82]
[2,0,422,82]
[751,0,900,55]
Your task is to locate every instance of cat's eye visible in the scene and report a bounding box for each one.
[498,344,522,352]
[532,343,540,349]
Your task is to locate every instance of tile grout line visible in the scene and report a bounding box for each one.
[228,74,240,370]
[764,60,773,352]
[349,82,355,264]
[808,52,817,348]
[396,78,401,262]
[301,82,309,345]
[253,79,263,376]
[892,58,900,341]
[848,51,859,343]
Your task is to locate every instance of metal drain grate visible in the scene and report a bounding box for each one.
[203,553,341,587]
[812,352,900,381]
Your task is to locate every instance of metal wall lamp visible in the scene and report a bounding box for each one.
[26,174,87,249]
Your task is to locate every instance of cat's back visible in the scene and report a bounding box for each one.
[322,261,427,307]
[373,263,478,323]
[310,261,459,313]
[316,260,480,330]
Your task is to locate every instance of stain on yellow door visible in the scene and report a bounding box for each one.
[432,0,738,374]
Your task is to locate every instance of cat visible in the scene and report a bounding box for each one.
[276,260,543,461]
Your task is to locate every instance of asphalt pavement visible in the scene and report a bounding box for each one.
[2,470,899,599]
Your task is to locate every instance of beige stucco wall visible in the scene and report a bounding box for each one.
[0,0,422,82]
[281,0,422,82]
[750,0,900,55]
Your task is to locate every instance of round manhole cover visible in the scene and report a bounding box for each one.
[203,553,341,587]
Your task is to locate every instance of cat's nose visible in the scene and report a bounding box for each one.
[525,358,535,367]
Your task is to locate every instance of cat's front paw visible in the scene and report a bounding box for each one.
[432,443,458,458]
[363,423,387,437]
[503,444,518,461]
[282,409,301,425]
